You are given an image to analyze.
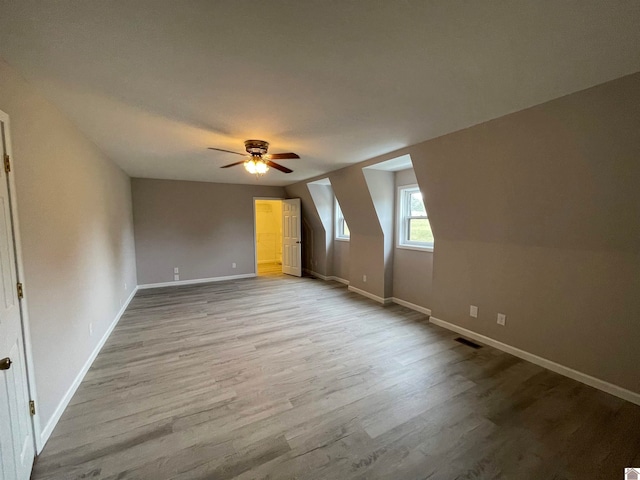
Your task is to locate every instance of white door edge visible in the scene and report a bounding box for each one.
[0,109,41,454]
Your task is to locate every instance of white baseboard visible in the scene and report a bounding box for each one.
[307,273,389,305]
[39,286,138,448]
[307,274,430,315]
[348,285,392,305]
[137,273,256,290]
[329,275,349,285]
[303,269,328,281]
[391,297,432,316]
[429,316,640,406]
[303,269,350,286]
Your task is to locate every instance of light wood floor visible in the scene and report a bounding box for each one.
[32,274,640,479]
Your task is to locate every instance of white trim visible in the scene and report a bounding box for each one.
[301,269,352,287]
[303,269,328,281]
[40,287,138,447]
[137,273,256,290]
[429,316,640,407]
[291,269,431,315]
[348,285,392,305]
[303,270,350,286]
[396,245,434,253]
[390,297,432,316]
[329,275,349,285]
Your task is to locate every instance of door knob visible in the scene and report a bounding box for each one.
[0,357,12,370]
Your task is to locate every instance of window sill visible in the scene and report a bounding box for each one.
[335,237,350,242]
[396,244,433,253]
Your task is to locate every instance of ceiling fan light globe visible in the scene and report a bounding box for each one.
[244,159,257,174]
[256,160,269,175]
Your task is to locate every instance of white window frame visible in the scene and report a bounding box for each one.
[335,198,350,241]
[397,184,433,251]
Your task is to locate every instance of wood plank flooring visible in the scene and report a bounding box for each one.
[257,262,282,276]
[32,274,640,479]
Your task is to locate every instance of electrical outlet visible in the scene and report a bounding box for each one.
[470,305,478,318]
[363,274,367,282]
[174,267,179,274]
[497,313,506,326]
[89,323,93,336]
[174,274,180,281]
[232,262,237,269]
[124,282,127,290]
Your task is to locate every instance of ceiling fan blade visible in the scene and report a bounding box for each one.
[266,160,293,173]
[220,161,246,168]
[208,147,247,156]
[267,152,300,160]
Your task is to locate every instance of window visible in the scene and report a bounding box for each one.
[335,198,350,240]
[397,185,434,250]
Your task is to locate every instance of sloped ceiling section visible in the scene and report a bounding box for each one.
[415,74,640,254]
[0,1,639,186]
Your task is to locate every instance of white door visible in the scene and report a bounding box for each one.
[0,118,35,480]
[282,198,302,277]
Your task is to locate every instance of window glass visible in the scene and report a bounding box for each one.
[335,199,350,240]
[398,185,433,249]
[410,192,426,216]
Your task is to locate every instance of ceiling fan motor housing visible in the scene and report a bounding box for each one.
[244,139,269,156]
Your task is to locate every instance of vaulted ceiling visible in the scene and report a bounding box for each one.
[1,1,639,186]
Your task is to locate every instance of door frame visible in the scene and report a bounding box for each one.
[0,109,42,453]
[253,197,284,276]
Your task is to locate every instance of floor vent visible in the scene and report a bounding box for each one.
[454,337,482,349]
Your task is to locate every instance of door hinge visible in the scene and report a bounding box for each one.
[16,282,24,299]
[4,154,10,173]
[29,400,36,416]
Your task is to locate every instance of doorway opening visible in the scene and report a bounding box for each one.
[254,199,283,276]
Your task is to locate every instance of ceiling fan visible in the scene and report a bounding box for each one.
[208,140,299,175]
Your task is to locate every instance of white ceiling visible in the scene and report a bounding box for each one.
[0,1,639,187]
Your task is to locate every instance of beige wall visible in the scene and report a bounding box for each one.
[289,72,640,395]
[255,200,282,264]
[0,58,137,429]
[363,169,395,298]
[393,168,433,308]
[330,167,385,297]
[132,178,285,285]
[413,73,640,393]
[332,240,350,281]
